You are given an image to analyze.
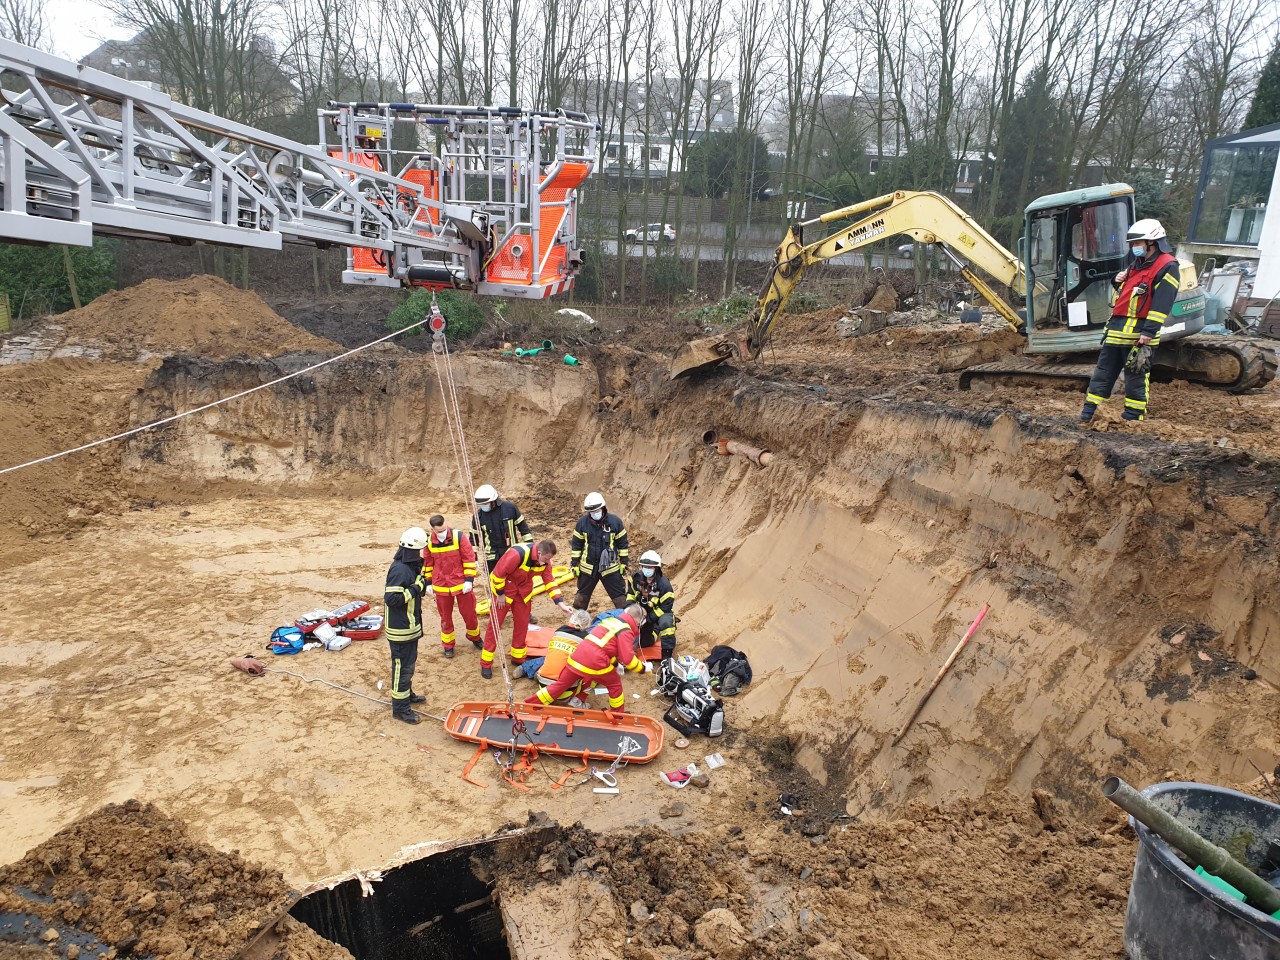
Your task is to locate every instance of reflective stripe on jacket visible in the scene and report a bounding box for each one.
[384,552,425,642]
[571,512,629,575]
[1105,252,1179,345]
[628,572,676,640]
[566,614,642,676]
[424,528,477,592]
[472,499,531,564]
[538,625,587,684]
[489,543,563,603]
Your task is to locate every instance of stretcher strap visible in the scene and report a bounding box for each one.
[552,750,591,790]
[501,745,537,791]
[461,743,490,789]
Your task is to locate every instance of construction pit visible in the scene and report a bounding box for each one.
[1,275,1279,960]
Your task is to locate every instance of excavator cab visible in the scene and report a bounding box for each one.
[1018,186,1203,355]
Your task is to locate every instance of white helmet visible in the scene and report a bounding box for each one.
[474,484,498,505]
[1127,219,1166,242]
[639,550,662,567]
[400,526,428,550]
[583,491,606,511]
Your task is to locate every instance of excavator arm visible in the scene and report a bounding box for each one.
[672,190,1040,377]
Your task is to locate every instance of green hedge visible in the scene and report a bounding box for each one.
[0,239,119,317]
[386,288,487,340]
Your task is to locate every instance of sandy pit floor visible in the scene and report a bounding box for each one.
[2,277,1278,959]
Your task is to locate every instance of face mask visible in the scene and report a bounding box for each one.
[590,509,603,521]
[480,502,492,512]
[1131,245,1146,259]
[434,530,447,542]
[640,567,655,578]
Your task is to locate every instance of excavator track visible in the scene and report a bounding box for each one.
[1156,334,1278,392]
[958,356,1097,390]
[959,335,1278,393]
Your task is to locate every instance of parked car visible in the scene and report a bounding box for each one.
[624,223,676,244]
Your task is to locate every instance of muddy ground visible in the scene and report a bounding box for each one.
[2,274,1279,959]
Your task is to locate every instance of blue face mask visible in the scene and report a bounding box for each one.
[479,502,492,512]
[1131,245,1146,259]
[590,509,603,521]
[640,567,655,578]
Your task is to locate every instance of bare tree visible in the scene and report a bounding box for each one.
[114,0,286,123]
[0,0,47,49]
[722,0,775,292]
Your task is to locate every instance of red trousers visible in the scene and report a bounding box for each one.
[531,664,625,711]
[482,597,531,664]
[434,590,479,649]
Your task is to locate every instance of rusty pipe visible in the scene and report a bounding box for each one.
[702,429,719,445]
[715,437,775,468]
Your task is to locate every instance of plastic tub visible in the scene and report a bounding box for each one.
[1124,781,1280,960]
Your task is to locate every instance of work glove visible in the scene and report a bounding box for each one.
[1125,344,1154,377]
[462,581,473,594]
[642,662,654,674]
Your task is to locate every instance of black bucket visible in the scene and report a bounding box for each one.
[1125,781,1280,960]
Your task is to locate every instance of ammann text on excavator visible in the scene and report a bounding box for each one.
[672,186,1276,392]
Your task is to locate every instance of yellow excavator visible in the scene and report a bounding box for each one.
[671,185,1277,391]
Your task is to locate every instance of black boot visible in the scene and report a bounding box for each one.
[409,691,426,704]
[394,708,421,725]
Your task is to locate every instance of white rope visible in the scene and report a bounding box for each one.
[0,315,434,477]
[263,666,445,722]
[425,304,517,708]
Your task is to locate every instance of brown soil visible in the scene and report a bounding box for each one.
[493,792,1129,960]
[2,275,1278,960]
[50,276,340,361]
[0,801,346,960]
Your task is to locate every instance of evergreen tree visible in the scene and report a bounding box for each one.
[1243,38,1280,131]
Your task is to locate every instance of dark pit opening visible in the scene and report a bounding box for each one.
[291,840,510,960]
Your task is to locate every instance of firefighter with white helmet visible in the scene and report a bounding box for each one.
[383,526,430,723]
[1078,218,1179,424]
[628,549,678,658]
[470,484,532,569]
[570,491,630,612]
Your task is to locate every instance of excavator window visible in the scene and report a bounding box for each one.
[1070,201,1128,261]
[1064,199,1130,327]
[1028,214,1059,326]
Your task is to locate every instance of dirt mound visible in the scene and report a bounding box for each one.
[0,800,349,960]
[493,792,1127,959]
[51,276,340,360]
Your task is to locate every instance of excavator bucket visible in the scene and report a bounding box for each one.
[670,334,739,379]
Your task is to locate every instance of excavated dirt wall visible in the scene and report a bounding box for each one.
[117,348,1280,813]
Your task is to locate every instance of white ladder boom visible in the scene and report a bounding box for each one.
[0,39,596,298]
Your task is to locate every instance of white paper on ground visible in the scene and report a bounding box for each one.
[704,752,726,770]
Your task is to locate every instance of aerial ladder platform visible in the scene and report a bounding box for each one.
[0,39,595,298]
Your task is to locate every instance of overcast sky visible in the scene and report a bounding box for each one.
[48,0,130,61]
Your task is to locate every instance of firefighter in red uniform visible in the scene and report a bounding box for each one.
[481,540,572,679]
[423,514,480,658]
[527,604,650,712]
[1079,219,1181,424]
